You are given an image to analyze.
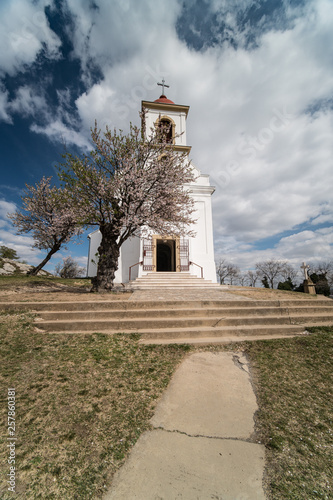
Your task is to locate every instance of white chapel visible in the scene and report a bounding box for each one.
[87,89,217,284]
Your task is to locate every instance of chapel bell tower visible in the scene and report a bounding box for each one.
[87,83,217,283]
[141,80,191,155]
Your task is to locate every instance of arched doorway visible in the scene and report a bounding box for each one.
[156,240,176,272]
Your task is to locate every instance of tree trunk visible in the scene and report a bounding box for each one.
[91,224,120,292]
[27,244,61,276]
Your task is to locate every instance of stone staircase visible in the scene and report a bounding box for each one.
[130,272,220,289]
[2,297,333,344]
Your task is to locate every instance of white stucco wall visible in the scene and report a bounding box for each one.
[87,232,141,283]
[188,185,216,282]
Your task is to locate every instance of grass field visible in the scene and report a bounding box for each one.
[0,279,332,499]
[0,274,91,292]
[0,311,191,499]
[246,327,332,499]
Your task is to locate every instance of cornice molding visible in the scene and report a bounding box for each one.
[188,184,216,195]
[151,144,191,154]
[142,100,190,116]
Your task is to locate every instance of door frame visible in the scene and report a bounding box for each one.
[152,235,180,272]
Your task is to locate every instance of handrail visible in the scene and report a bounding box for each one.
[189,261,203,279]
[129,261,143,281]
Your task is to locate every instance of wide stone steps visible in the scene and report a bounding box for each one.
[30,306,333,321]
[2,297,332,343]
[130,272,220,289]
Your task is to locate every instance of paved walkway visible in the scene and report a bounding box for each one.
[103,351,266,500]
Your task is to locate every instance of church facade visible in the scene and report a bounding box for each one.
[87,92,217,283]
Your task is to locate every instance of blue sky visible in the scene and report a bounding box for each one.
[0,0,332,275]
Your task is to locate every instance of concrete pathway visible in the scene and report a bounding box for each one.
[103,352,266,500]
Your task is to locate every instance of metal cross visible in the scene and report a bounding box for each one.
[301,262,310,280]
[157,79,169,95]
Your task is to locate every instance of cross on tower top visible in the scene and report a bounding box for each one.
[157,79,170,95]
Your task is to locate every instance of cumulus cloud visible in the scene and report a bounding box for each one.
[0,199,47,264]
[0,0,61,78]
[1,0,333,268]
[63,0,180,81]
[0,87,11,123]
[0,200,16,220]
[9,85,49,118]
[215,226,333,273]
[39,0,333,264]
[30,120,91,149]
[0,0,62,126]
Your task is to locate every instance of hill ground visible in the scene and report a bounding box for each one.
[0,276,332,499]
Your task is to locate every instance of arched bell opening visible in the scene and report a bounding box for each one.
[155,115,175,144]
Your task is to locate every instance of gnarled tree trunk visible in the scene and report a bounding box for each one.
[27,241,62,276]
[91,224,120,292]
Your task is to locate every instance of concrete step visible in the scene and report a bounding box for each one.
[2,297,332,343]
[37,313,333,334]
[135,272,202,278]
[134,276,204,281]
[36,315,297,333]
[1,298,330,312]
[139,324,307,340]
[130,286,220,290]
[37,306,293,321]
[139,333,309,345]
[130,283,220,289]
[39,324,308,338]
[130,272,220,289]
[0,299,266,312]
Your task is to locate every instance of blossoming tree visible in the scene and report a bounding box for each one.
[9,177,82,275]
[60,119,196,292]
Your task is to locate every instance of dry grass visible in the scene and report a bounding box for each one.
[0,312,190,499]
[246,328,333,499]
[1,277,332,499]
[227,286,325,300]
[0,275,132,302]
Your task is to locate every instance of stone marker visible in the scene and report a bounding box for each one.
[301,262,316,295]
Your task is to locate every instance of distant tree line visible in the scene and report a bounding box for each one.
[216,259,333,296]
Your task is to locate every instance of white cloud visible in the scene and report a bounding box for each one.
[0,199,43,263]
[65,0,333,265]
[9,85,48,118]
[215,226,333,273]
[0,200,16,220]
[0,87,12,123]
[64,0,180,82]
[1,0,333,270]
[0,0,61,78]
[30,120,91,149]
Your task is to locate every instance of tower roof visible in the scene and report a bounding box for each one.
[154,94,175,105]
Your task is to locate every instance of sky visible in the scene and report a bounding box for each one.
[0,0,332,277]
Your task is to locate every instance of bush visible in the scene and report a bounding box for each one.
[262,276,270,288]
[277,278,294,291]
[54,257,85,279]
[310,273,330,296]
[0,245,19,260]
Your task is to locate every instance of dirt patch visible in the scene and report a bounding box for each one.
[226,286,327,300]
[0,290,132,302]
[0,276,132,302]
